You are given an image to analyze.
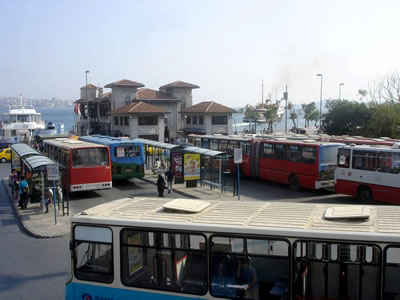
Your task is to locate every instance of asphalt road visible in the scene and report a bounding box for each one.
[0,162,68,300]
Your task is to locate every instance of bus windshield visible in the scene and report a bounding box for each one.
[114,145,141,158]
[320,145,340,165]
[72,148,109,167]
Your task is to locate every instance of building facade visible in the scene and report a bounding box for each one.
[182,101,236,135]
[74,79,235,140]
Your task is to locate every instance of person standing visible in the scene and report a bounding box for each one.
[19,176,29,209]
[165,169,174,193]
[156,174,166,197]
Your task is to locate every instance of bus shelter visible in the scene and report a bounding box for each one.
[180,147,232,192]
[10,143,40,174]
[134,138,179,172]
[21,155,63,205]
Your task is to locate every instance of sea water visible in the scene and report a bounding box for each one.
[37,107,76,132]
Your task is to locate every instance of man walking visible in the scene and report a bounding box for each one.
[165,169,174,194]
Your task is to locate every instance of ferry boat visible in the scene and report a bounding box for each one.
[0,96,45,143]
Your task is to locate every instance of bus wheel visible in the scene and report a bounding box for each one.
[358,186,372,203]
[0,158,5,163]
[289,175,300,191]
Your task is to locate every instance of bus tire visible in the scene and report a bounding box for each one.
[289,175,300,191]
[0,158,6,163]
[358,186,372,203]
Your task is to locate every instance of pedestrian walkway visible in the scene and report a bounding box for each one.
[2,178,71,238]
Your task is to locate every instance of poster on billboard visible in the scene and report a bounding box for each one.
[171,152,183,179]
[184,153,200,180]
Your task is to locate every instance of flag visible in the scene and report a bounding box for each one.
[74,104,81,116]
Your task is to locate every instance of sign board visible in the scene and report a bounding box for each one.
[47,164,60,181]
[184,153,200,180]
[234,148,243,164]
[116,146,125,158]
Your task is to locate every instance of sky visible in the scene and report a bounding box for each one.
[1,0,400,108]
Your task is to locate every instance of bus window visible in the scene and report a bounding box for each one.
[378,152,400,174]
[274,144,286,160]
[353,150,377,171]
[262,143,273,158]
[114,146,141,158]
[337,148,351,168]
[210,235,290,300]
[384,247,400,299]
[120,229,207,296]
[301,146,316,164]
[73,226,113,283]
[286,145,300,162]
[294,241,380,300]
[72,148,109,167]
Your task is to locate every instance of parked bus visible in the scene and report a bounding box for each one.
[188,134,343,190]
[335,143,400,204]
[43,138,112,192]
[79,135,145,180]
[66,197,400,300]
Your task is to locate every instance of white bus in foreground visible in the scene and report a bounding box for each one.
[66,198,400,300]
[335,143,400,204]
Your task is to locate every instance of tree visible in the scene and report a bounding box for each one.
[301,102,319,127]
[287,102,298,129]
[264,104,279,133]
[365,103,400,138]
[368,71,400,104]
[321,99,371,135]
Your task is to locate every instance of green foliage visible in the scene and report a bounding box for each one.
[322,100,371,135]
[365,103,400,138]
[301,102,319,127]
[245,108,259,121]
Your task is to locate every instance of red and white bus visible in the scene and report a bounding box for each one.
[335,143,400,204]
[43,138,112,192]
[188,134,343,190]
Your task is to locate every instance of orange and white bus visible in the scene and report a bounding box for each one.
[43,138,112,192]
[335,143,400,204]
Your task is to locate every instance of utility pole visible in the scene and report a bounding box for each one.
[261,80,264,106]
[284,85,288,133]
[85,70,90,135]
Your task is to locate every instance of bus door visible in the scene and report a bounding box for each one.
[250,140,260,178]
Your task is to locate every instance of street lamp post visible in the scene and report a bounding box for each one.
[339,83,344,100]
[85,70,90,135]
[316,74,323,129]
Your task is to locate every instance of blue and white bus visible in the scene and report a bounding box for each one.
[79,135,145,180]
[66,198,400,299]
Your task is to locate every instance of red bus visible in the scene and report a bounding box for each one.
[188,134,343,190]
[43,138,112,192]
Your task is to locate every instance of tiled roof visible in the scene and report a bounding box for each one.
[101,92,112,98]
[160,81,199,89]
[104,79,145,88]
[80,84,97,89]
[183,101,236,113]
[137,88,178,100]
[111,101,168,114]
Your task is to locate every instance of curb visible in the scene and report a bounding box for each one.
[139,177,199,199]
[1,179,67,239]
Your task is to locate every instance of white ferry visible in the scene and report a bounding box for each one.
[0,96,45,143]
